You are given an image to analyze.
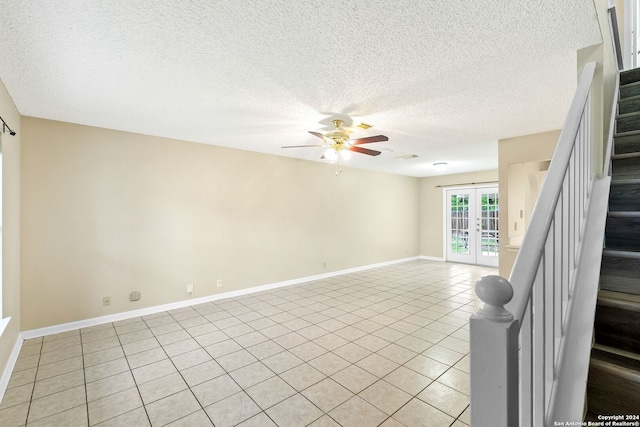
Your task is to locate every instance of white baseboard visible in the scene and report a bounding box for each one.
[420,255,446,262]
[0,326,23,405]
[22,256,424,340]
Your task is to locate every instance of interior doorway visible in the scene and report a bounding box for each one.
[445,186,499,267]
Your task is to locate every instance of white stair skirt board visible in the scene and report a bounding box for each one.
[20,256,423,340]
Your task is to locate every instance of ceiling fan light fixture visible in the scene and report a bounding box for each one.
[433,162,448,172]
[324,149,338,161]
[323,148,352,162]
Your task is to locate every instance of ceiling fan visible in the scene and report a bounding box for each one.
[282,119,389,161]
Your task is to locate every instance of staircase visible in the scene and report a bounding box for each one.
[587,67,640,418]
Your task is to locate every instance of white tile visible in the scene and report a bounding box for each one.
[146,390,201,426]
[266,394,323,427]
[301,378,353,412]
[205,391,261,427]
[7,261,496,427]
[245,376,296,409]
[229,362,275,389]
[329,396,387,427]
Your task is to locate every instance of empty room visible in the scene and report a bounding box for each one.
[0,0,626,426]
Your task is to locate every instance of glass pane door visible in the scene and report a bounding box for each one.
[446,186,499,267]
[447,190,476,264]
[478,190,499,267]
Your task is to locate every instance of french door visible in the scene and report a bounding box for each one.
[446,186,499,267]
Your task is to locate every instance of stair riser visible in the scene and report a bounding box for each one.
[621,69,640,86]
[609,183,640,211]
[614,134,640,154]
[600,256,640,295]
[606,215,640,250]
[619,98,640,115]
[587,360,640,416]
[621,84,640,99]
[594,304,640,353]
[612,156,640,179]
[617,115,640,133]
[592,346,640,370]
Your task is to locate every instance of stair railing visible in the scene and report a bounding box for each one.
[604,72,620,178]
[470,61,608,426]
[604,4,623,178]
[609,5,624,72]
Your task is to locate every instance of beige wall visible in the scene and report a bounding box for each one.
[498,130,560,277]
[0,80,21,377]
[20,118,420,330]
[418,170,499,259]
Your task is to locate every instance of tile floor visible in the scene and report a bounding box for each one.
[0,260,496,427]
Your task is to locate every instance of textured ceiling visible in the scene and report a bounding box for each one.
[0,0,601,177]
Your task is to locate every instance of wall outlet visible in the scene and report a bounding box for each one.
[187,283,194,294]
[103,296,111,306]
[216,279,222,288]
[130,291,141,302]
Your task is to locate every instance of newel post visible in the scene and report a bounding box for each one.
[470,275,519,427]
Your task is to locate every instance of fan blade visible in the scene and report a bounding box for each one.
[309,131,327,140]
[351,135,388,145]
[349,146,381,156]
[281,144,324,148]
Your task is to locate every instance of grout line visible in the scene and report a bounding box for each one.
[159,309,218,426]
[22,340,42,426]
[113,323,153,427]
[80,331,90,427]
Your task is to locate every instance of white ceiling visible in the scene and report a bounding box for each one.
[0,0,601,177]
